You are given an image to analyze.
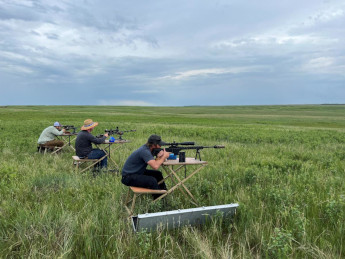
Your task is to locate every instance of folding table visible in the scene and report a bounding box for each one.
[52,133,78,154]
[155,157,208,205]
[96,139,130,171]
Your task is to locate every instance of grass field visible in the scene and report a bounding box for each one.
[0,105,344,258]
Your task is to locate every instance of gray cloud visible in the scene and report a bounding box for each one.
[0,0,344,105]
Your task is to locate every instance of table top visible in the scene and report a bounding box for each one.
[163,157,208,166]
[62,133,78,136]
[102,139,130,144]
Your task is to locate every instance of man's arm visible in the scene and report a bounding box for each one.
[147,149,170,170]
[89,134,106,144]
[51,127,65,136]
[88,132,108,144]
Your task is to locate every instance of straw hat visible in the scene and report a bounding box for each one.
[81,119,98,130]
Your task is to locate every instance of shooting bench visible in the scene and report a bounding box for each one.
[124,186,167,216]
[96,139,129,172]
[72,155,107,173]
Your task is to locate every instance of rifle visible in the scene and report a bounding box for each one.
[98,127,136,140]
[62,125,76,134]
[153,141,225,161]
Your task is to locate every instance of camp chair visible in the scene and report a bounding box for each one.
[124,186,167,216]
[72,155,107,173]
[37,144,60,154]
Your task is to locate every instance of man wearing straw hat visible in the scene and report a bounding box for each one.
[75,119,109,169]
[37,121,66,151]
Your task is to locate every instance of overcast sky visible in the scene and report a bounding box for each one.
[0,0,344,106]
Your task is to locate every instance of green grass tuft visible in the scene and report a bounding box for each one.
[0,105,344,258]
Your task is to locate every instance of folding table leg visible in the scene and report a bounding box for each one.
[169,165,206,205]
[161,166,188,197]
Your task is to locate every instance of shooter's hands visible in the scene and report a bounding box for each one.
[62,128,66,133]
[149,148,171,170]
[157,148,170,159]
[104,133,109,138]
[157,150,164,158]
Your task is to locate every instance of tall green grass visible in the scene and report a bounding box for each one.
[0,105,344,258]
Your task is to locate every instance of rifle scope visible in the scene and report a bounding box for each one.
[162,141,195,146]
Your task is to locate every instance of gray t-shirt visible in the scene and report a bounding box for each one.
[122,144,154,176]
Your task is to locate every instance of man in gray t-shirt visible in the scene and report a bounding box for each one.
[121,135,170,195]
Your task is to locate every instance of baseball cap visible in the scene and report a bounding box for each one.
[147,134,166,146]
[53,122,61,127]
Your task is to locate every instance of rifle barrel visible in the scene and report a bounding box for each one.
[165,145,225,151]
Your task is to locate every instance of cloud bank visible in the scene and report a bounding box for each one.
[0,0,344,105]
